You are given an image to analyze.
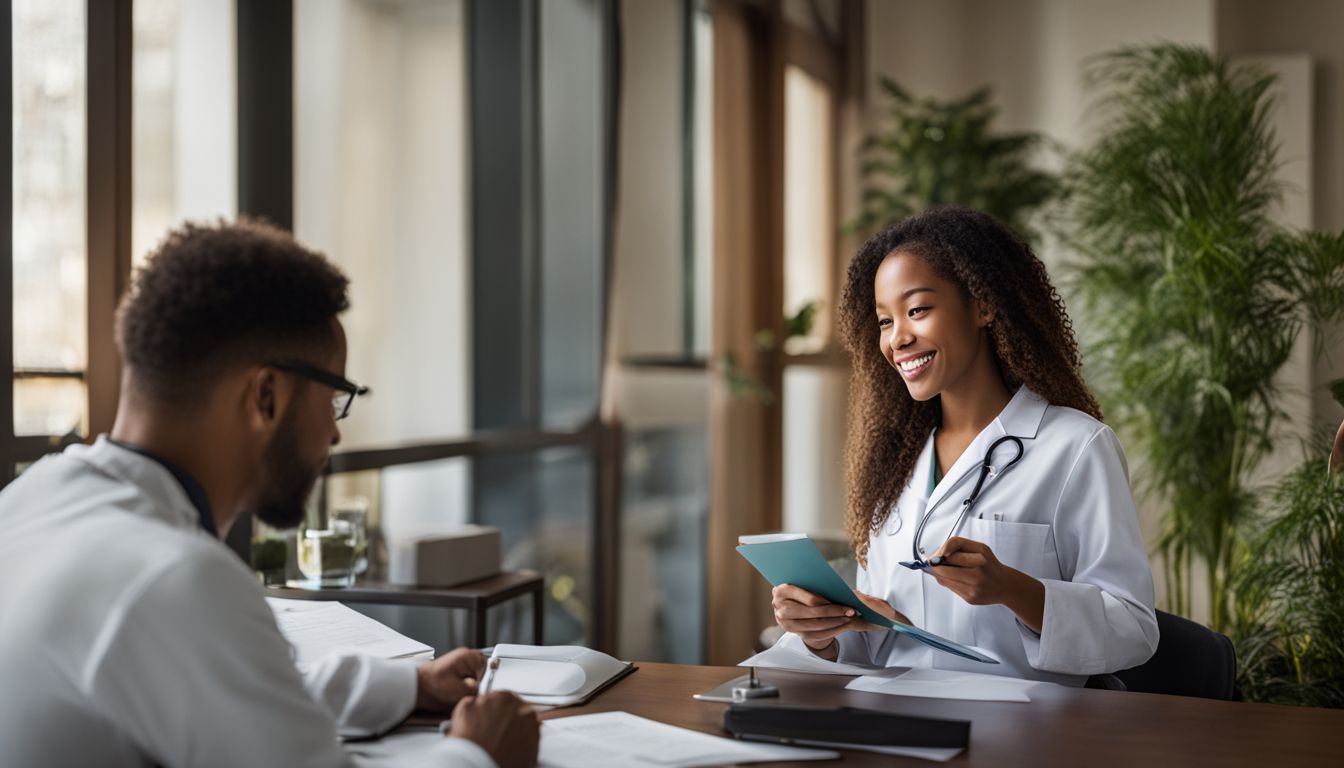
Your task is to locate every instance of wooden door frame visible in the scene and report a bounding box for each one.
[706,0,862,665]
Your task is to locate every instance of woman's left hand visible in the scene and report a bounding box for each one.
[928,536,1045,633]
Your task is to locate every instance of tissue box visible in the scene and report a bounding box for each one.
[388,526,501,588]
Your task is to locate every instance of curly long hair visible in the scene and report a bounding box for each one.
[838,207,1101,566]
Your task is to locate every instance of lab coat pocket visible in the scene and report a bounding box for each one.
[962,518,1050,579]
[948,518,1050,654]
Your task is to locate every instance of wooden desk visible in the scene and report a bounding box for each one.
[539,662,1344,766]
[267,571,544,647]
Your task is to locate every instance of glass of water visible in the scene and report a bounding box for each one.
[330,498,369,575]
[297,527,358,588]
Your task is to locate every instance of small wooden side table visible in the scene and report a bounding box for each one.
[266,570,544,648]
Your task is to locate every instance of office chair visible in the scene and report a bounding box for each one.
[1101,610,1238,700]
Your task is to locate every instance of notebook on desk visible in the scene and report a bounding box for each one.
[485,644,636,707]
[736,534,998,664]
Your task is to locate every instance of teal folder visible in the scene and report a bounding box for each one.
[736,537,998,664]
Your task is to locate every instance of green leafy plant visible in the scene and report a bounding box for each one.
[721,301,820,406]
[1231,450,1344,707]
[847,77,1058,238]
[1062,44,1344,633]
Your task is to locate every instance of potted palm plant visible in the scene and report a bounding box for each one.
[1232,436,1344,707]
[1062,44,1344,638]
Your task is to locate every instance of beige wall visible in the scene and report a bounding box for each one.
[1218,0,1344,233]
[1217,0,1344,428]
[866,0,1215,150]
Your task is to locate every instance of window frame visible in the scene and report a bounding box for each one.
[1,0,13,482]
[2,0,133,479]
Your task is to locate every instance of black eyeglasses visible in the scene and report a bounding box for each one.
[268,360,370,421]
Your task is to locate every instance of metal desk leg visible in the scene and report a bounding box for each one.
[532,584,544,645]
[472,603,488,649]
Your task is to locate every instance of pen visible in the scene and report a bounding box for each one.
[479,656,501,696]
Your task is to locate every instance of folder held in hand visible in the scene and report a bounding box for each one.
[736,534,998,664]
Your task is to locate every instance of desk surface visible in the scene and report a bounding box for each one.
[540,662,1344,766]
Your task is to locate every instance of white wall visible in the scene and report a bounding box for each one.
[1218,0,1344,430]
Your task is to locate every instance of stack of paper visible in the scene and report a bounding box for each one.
[266,597,434,667]
[740,643,1045,702]
[845,667,1046,702]
[739,644,880,676]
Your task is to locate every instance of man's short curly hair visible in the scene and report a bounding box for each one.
[116,219,350,405]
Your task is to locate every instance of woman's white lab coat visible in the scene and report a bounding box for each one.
[782,386,1159,685]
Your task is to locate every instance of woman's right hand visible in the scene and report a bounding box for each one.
[853,590,910,628]
[771,585,911,657]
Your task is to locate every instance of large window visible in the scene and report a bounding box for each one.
[6,0,622,654]
[7,0,237,472]
[12,0,87,440]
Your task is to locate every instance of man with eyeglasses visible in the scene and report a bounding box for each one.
[0,220,538,767]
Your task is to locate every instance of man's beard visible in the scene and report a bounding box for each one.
[253,409,323,530]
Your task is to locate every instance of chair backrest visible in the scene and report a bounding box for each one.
[1113,610,1237,700]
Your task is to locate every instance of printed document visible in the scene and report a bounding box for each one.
[266,597,433,667]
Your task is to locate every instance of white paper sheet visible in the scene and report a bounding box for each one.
[266,597,433,667]
[538,712,838,767]
[775,737,962,762]
[845,666,1045,702]
[353,713,838,767]
[739,644,881,676]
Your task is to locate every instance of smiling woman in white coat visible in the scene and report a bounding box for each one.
[771,207,1159,686]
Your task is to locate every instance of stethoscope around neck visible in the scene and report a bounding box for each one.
[896,434,1025,570]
